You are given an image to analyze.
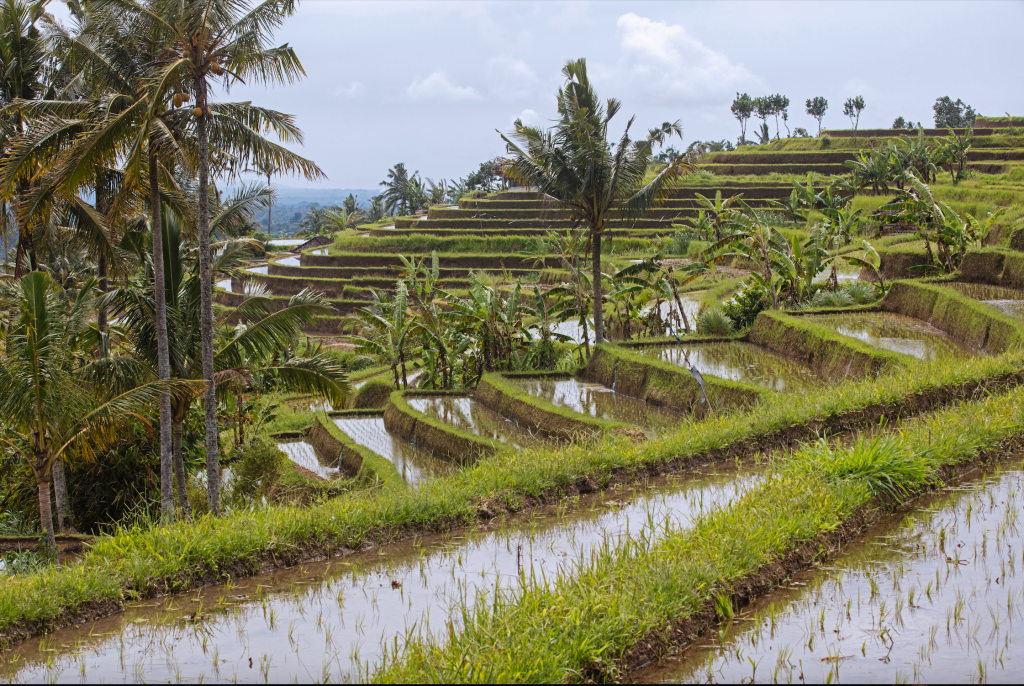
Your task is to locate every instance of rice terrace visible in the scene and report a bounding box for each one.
[1,0,1024,683]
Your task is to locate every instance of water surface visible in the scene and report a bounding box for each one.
[276,440,340,480]
[639,342,821,392]
[511,377,682,438]
[333,416,452,487]
[0,466,758,683]
[276,256,301,267]
[634,462,1024,684]
[266,239,305,246]
[945,282,1024,318]
[805,311,976,359]
[406,396,551,451]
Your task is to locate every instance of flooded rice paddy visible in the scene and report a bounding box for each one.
[805,312,976,360]
[406,395,552,451]
[945,282,1024,318]
[634,460,1024,684]
[266,239,305,247]
[638,342,821,392]
[245,265,269,275]
[276,256,301,267]
[332,416,452,487]
[510,376,682,438]
[0,466,758,683]
[276,441,341,480]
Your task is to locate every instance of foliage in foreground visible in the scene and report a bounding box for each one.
[1,351,1023,638]
[372,385,1024,683]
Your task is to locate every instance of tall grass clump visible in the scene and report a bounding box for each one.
[806,435,929,501]
[696,307,734,335]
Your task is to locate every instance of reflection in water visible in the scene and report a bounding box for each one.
[642,342,821,392]
[276,256,301,266]
[635,463,1024,684]
[245,264,269,275]
[511,377,681,438]
[945,281,1024,318]
[407,396,552,451]
[333,416,452,487]
[550,293,703,344]
[276,440,340,480]
[0,466,758,683]
[266,239,305,246]
[215,278,231,290]
[806,311,976,359]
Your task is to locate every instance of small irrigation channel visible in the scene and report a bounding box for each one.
[407,395,553,451]
[632,458,1024,684]
[637,342,822,392]
[0,464,761,683]
[946,282,1024,318]
[334,415,453,487]
[805,311,977,360]
[510,376,683,438]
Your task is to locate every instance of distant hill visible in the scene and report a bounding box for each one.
[234,187,379,237]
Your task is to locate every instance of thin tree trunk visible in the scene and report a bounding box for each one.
[97,253,108,336]
[51,458,71,532]
[266,171,272,233]
[667,268,690,334]
[591,229,605,344]
[196,79,220,516]
[36,475,55,550]
[149,136,175,525]
[172,419,192,519]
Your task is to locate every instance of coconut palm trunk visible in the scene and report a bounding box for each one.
[591,229,605,344]
[149,136,175,523]
[172,418,191,518]
[195,80,220,515]
[51,457,71,532]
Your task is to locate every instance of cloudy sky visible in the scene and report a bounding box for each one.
[204,0,1023,189]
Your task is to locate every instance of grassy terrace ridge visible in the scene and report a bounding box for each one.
[748,309,911,379]
[372,384,1024,683]
[383,390,500,462]
[5,348,1024,650]
[697,135,1024,153]
[475,371,628,440]
[307,413,405,488]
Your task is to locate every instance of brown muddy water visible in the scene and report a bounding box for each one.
[276,441,341,480]
[637,342,821,392]
[406,395,552,451]
[0,465,760,683]
[332,416,453,487]
[945,282,1024,318]
[805,311,976,360]
[510,376,683,438]
[633,461,1024,684]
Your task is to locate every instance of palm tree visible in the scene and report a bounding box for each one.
[0,271,197,546]
[0,0,50,278]
[501,58,695,344]
[105,206,347,516]
[93,0,323,514]
[380,163,411,216]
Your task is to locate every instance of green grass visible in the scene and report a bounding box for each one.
[372,383,1024,683]
[3,348,1024,647]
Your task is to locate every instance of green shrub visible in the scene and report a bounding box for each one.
[696,307,735,335]
[721,285,768,329]
[843,282,879,304]
[820,134,831,148]
[229,437,285,503]
[665,231,691,256]
[810,289,854,308]
[806,435,928,501]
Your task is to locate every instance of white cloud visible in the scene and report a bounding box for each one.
[406,71,482,101]
[608,13,758,106]
[334,81,366,98]
[487,56,539,99]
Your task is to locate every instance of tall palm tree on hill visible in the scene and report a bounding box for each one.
[501,58,696,344]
